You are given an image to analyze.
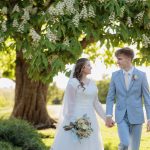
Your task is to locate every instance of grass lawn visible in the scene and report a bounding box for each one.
[0,105,150,150]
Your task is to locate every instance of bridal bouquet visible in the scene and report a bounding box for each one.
[63,114,93,140]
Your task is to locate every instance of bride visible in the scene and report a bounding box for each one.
[50,58,106,150]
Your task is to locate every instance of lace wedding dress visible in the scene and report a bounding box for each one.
[50,78,105,150]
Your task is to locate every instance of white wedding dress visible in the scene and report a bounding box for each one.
[50,78,105,150]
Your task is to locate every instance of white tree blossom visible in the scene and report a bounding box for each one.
[126,0,135,3]
[1,7,7,14]
[88,5,95,18]
[63,38,70,47]
[109,12,115,23]
[46,29,57,43]
[12,4,20,13]
[80,5,88,19]
[120,6,125,18]
[22,8,30,21]
[0,37,4,43]
[72,12,80,27]
[142,34,150,48]
[145,23,150,30]
[29,29,41,42]
[2,21,7,32]
[13,19,19,28]
[99,0,105,3]
[55,2,65,15]
[135,11,144,23]
[17,20,27,33]
[126,17,133,27]
[64,0,76,14]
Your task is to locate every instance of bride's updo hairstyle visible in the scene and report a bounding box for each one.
[73,58,89,90]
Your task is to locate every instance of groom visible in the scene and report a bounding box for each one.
[106,47,150,150]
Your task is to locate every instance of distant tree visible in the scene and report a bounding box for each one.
[47,83,64,104]
[97,74,110,104]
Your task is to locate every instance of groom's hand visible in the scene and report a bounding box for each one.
[147,120,150,132]
[105,116,115,128]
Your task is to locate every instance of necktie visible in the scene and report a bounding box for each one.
[124,72,129,90]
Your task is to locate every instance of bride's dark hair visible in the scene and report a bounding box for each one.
[73,58,89,90]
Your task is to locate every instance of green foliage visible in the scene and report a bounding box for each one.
[0,0,150,82]
[0,141,21,150]
[0,141,13,150]
[0,40,16,79]
[0,118,47,150]
[47,83,64,104]
[97,75,110,104]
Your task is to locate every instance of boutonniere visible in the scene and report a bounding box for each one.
[132,74,138,80]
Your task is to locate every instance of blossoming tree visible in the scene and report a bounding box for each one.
[0,0,150,128]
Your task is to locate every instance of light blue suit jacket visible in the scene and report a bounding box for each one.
[106,68,150,124]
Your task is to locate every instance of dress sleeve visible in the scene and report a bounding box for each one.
[64,78,78,121]
[92,81,106,122]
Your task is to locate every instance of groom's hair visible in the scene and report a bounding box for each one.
[115,47,134,60]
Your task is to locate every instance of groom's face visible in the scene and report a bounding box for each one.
[116,54,132,69]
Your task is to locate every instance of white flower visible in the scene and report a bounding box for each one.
[99,0,105,3]
[55,2,65,15]
[142,34,150,48]
[26,5,33,12]
[135,11,144,23]
[72,12,80,27]
[12,19,19,28]
[109,12,115,23]
[80,0,88,5]
[48,6,57,16]
[17,20,27,33]
[0,37,4,43]
[145,23,150,30]
[120,6,125,18]
[126,17,132,27]
[41,11,45,16]
[22,48,27,53]
[31,7,37,15]
[12,4,20,13]
[80,5,88,19]
[88,5,95,18]
[29,28,41,42]
[63,38,70,47]
[28,54,33,59]
[1,7,7,14]
[46,29,57,43]
[2,21,7,32]
[126,0,135,3]
[64,0,76,14]
[22,8,30,21]
[132,74,138,80]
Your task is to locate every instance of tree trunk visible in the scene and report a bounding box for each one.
[11,51,56,129]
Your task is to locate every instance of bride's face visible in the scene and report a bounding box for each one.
[82,61,92,75]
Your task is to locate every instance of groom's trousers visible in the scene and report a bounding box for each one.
[117,111,142,150]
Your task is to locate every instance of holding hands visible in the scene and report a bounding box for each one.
[105,116,115,128]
